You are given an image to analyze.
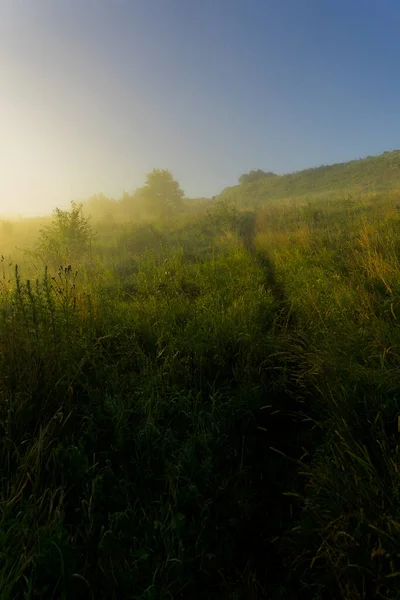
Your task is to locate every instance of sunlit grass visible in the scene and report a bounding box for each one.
[0,182,400,598]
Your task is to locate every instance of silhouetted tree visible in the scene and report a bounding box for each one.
[238,169,277,184]
[120,169,184,219]
[144,169,184,213]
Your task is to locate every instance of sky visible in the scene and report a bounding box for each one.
[1,0,400,216]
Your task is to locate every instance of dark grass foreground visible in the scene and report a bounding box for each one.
[0,250,305,599]
[1,186,400,599]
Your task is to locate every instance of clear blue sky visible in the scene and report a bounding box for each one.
[1,0,400,215]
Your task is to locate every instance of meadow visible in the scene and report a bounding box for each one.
[1,160,400,599]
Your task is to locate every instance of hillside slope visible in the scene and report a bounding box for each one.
[219,150,400,206]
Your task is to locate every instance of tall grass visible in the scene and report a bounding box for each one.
[1,188,400,598]
[0,238,297,599]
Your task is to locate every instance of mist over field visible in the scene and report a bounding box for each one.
[2,1,400,599]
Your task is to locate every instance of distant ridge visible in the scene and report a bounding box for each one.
[219,150,400,206]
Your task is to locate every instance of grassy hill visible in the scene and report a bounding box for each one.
[219,150,400,206]
[1,163,400,599]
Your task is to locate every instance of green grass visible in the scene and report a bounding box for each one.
[219,150,400,208]
[1,165,400,598]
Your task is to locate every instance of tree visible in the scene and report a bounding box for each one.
[119,170,184,220]
[37,201,93,266]
[144,169,184,215]
[238,169,277,185]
